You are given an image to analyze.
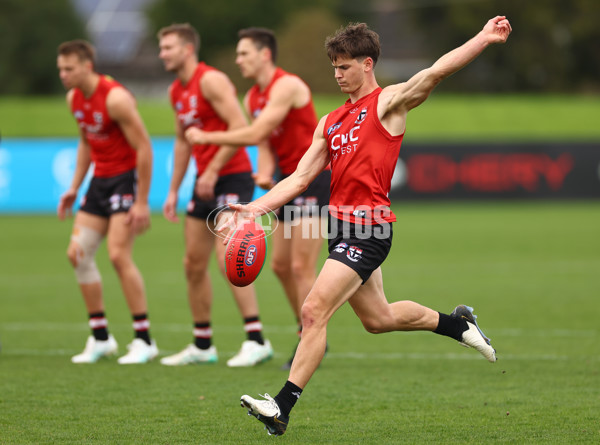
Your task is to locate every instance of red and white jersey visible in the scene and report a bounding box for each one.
[323,88,403,224]
[169,62,252,176]
[70,75,137,178]
[247,68,318,175]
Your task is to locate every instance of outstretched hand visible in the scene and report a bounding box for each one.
[217,203,261,245]
[482,16,512,44]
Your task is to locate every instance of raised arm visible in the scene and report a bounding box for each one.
[380,16,512,130]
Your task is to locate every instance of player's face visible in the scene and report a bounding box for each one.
[235,38,265,79]
[159,33,188,72]
[332,57,368,94]
[57,54,91,90]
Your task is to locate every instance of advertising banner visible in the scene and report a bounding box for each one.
[389,142,600,199]
[1,139,598,213]
[0,137,263,213]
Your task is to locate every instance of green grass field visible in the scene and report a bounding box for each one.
[2,94,600,141]
[1,202,599,444]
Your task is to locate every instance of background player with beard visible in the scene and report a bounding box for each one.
[185,27,330,369]
[157,23,273,367]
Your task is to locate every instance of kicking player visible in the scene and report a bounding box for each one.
[224,16,512,435]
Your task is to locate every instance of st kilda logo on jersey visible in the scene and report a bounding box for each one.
[354,107,368,124]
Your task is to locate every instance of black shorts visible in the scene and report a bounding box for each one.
[327,216,393,284]
[186,172,254,220]
[79,170,136,218]
[277,169,331,223]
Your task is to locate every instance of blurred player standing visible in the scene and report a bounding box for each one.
[57,40,157,364]
[157,23,273,367]
[185,27,330,369]
[224,17,512,435]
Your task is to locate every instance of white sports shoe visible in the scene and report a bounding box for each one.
[160,344,218,366]
[227,340,273,367]
[71,335,118,363]
[241,393,288,436]
[117,338,158,364]
[452,305,497,363]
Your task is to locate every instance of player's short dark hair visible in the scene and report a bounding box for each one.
[325,23,380,65]
[58,40,96,66]
[157,23,201,52]
[238,27,278,63]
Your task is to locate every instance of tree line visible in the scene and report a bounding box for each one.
[1,0,598,95]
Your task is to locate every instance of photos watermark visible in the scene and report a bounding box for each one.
[206,204,393,241]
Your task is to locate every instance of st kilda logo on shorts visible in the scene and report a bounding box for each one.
[346,246,363,262]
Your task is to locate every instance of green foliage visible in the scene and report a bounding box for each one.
[413,0,600,92]
[146,0,340,60]
[212,8,346,94]
[0,0,87,95]
[1,203,599,443]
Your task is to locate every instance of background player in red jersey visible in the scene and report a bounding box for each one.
[157,23,273,367]
[220,17,512,435]
[56,40,157,364]
[185,27,330,369]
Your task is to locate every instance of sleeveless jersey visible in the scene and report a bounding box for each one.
[70,75,137,178]
[247,68,318,175]
[169,62,252,176]
[323,88,404,224]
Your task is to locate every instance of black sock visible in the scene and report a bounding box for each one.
[194,322,212,349]
[133,313,151,345]
[244,316,264,345]
[274,380,303,418]
[89,312,109,341]
[434,312,468,341]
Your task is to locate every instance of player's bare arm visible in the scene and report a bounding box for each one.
[189,70,246,200]
[185,75,306,147]
[106,86,153,234]
[240,92,277,189]
[219,115,330,238]
[58,90,92,220]
[253,141,277,190]
[380,16,512,134]
[163,117,192,223]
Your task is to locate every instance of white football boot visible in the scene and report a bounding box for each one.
[160,344,218,366]
[452,305,497,362]
[241,393,288,436]
[117,338,158,364]
[71,335,118,363]
[227,340,273,367]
